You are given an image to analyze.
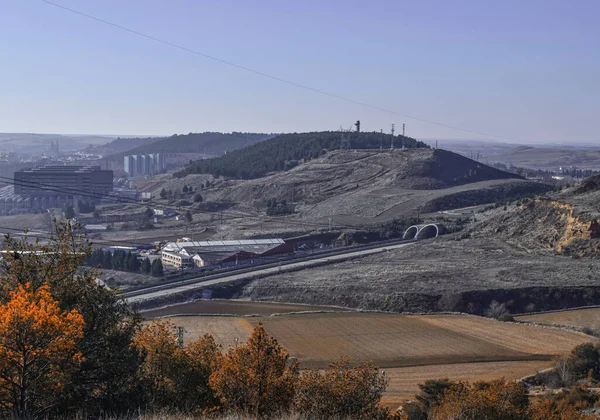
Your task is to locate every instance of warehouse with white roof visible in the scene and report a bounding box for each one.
[161,239,293,269]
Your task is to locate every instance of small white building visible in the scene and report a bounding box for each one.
[161,249,194,269]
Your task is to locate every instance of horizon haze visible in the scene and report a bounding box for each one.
[2,0,599,144]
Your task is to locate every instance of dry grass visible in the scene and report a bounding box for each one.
[381,360,554,408]
[516,308,600,331]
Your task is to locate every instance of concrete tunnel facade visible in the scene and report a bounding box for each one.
[403,223,447,240]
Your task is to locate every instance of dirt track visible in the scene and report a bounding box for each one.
[143,299,350,318]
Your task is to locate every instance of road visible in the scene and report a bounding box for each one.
[126,241,414,305]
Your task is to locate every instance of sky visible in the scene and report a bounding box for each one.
[1,0,599,143]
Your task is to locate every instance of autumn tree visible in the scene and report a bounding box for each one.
[0,283,84,419]
[295,358,389,420]
[403,378,455,420]
[0,222,142,416]
[209,323,298,417]
[430,379,529,420]
[133,320,220,413]
[133,319,185,409]
[182,334,221,413]
[530,386,595,420]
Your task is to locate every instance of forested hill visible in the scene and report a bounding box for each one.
[108,132,273,159]
[174,131,429,179]
[101,136,164,153]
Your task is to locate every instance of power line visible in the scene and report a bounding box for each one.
[0,176,359,231]
[41,0,520,142]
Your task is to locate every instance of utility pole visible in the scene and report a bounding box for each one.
[402,123,405,137]
[176,326,185,349]
[354,120,361,133]
[380,129,383,149]
[390,124,395,149]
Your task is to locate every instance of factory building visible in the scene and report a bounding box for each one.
[14,165,113,198]
[124,153,166,177]
[161,239,293,269]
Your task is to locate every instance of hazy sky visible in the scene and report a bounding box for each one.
[2,0,598,143]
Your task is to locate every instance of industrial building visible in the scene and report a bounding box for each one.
[14,165,113,198]
[161,239,292,269]
[124,153,166,177]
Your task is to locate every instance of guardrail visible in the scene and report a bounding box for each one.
[123,237,413,299]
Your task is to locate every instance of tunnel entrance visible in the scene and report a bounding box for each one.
[403,223,446,240]
[416,224,439,240]
[403,226,419,240]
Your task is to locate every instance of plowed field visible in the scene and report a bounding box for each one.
[163,311,591,408]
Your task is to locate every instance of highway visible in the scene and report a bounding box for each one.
[125,240,414,305]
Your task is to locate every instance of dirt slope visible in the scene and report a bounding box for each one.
[153,148,550,230]
[475,181,600,256]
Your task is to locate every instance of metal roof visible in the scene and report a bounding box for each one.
[166,239,284,248]
[162,239,285,254]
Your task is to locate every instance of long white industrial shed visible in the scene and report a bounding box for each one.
[163,239,284,252]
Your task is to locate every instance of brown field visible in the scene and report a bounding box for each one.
[142,299,350,319]
[161,311,590,408]
[381,361,554,406]
[517,308,600,330]
[169,313,590,369]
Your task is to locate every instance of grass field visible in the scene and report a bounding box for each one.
[160,310,591,407]
[517,308,600,330]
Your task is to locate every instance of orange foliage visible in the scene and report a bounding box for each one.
[430,379,529,420]
[530,399,591,420]
[209,323,299,417]
[0,282,84,417]
[133,319,186,408]
[133,319,220,413]
[295,358,390,419]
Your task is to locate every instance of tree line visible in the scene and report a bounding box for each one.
[175,131,429,179]
[87,248,163,277]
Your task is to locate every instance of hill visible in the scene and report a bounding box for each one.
[108,132,273,160]
[0,133,113,153]
[141,148,551,236]
[575,173,600,194]
[99,136,165,153]
[474,173,600,257]
[174,131,429,179]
